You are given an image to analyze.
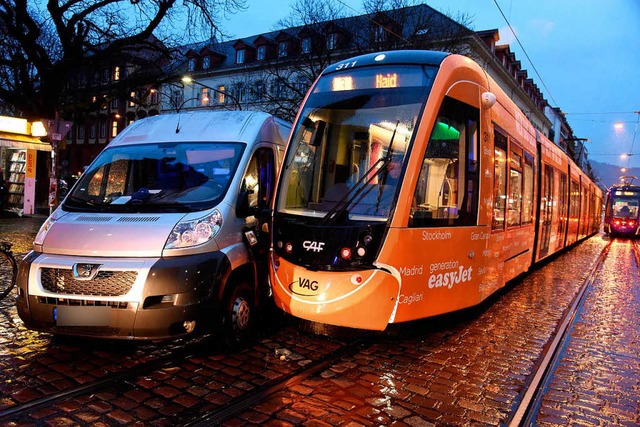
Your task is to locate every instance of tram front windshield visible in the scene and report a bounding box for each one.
[612,190,640,219]
[277,65,436,222]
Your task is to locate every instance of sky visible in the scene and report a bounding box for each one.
[218,0,640,168]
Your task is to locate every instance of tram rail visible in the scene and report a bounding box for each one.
[507,240,613,426]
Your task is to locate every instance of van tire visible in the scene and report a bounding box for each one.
[222,280,255,348]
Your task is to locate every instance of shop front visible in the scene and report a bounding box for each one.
[0,117,52,216]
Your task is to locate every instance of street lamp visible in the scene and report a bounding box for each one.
[181,76,242,110]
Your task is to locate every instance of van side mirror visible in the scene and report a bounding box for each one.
[236,189,256,219]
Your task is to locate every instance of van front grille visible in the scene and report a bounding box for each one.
[40,268,137,296]
[37,296,129,309]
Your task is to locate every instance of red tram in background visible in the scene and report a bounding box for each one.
[269,50,603,330]
[604,176,640,237]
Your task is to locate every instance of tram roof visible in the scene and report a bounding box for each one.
[322,50,450,75]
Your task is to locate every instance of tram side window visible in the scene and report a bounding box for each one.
[492,130,508,231]
[507,150,523,227]
[570,180,580,220]
[410,96,479,227]
[522,153,534,224]
[558,173,568,236]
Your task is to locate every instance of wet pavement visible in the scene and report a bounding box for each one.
[0,216,638,426]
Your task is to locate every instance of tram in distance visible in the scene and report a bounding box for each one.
[603,176,640,237]
[269,50,602,330]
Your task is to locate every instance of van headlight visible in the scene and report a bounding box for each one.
[34,210,64,246]
[165,210,223,249]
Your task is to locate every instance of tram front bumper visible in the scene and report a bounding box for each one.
[271,257,400,330]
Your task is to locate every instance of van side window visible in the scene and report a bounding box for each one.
[242,148,276,210]
[410,96,479,227]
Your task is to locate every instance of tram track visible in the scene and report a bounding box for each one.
[0,334,211,423]
[0,321,368,425]
[507,239,613,426]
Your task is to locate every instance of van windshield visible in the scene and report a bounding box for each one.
[63,142,245,213]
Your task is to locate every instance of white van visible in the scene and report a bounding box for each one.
[16,111,290,343]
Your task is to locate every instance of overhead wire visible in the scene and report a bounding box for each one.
[491,0,559,108]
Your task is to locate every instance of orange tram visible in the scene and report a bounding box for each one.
[269,51,602,330]
[603,176,640,237]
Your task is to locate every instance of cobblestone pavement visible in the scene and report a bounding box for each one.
[536,240,640,426]
[0,218,637,426]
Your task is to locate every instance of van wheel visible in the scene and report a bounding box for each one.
[222,281,255,348]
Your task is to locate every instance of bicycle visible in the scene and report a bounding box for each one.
[0,241,17,300]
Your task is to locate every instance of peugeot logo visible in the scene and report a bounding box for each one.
[72,263,101,281]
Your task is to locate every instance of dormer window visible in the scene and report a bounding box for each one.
[236,49,245,64]
[301,37,311,53]
[374,26,386,44]
[257,45,266,61]
[327,33,338,50]
[203,56,210,69]
[188,58,196,71]
[278,41,288,57]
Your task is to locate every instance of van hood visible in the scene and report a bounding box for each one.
[41,212,187,257]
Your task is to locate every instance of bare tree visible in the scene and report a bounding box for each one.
[0,0,246,119]
[247,0,475,122]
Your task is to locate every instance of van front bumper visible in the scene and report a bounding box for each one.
[16,251,230,340]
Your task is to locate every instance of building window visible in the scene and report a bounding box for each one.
[201,88,209,106]
[113,66,120,81]
[218,85,226,104]
[111,120,118,138]
[102,68,110,84]
[257,45,266,61]
[188,58,196,71]
[235,84,245,102]
[278,41,288,57]
[255,81,266,100]
[203,56,210,69]
[99,120,107,139]
[327,33,337,50]
[129,91,136,107]
[111,98,119,109]
[301,37,311,53]
[375,26,386,44]
[150,90,159,105]
[89,123,96,139]
[236,49,245,64]
[77,124,85,141]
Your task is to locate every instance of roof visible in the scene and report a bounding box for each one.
[108,110,276,146]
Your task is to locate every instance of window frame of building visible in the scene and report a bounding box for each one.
[202,56,210,69]
[77,123,85,142]
[278,41,288,57]
[236,48,245,64]
[327,33,337,50]
[102,68,110,84]
[201,87,210,106]
[218,85,226,104]
[99,119,107,139]
[111,98,119,109]
[301,37,312,53]
[188,58,196,71]
[111,120,118,138]
[257,45,266,61]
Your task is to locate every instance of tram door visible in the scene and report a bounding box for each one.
[538,164,554,257]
